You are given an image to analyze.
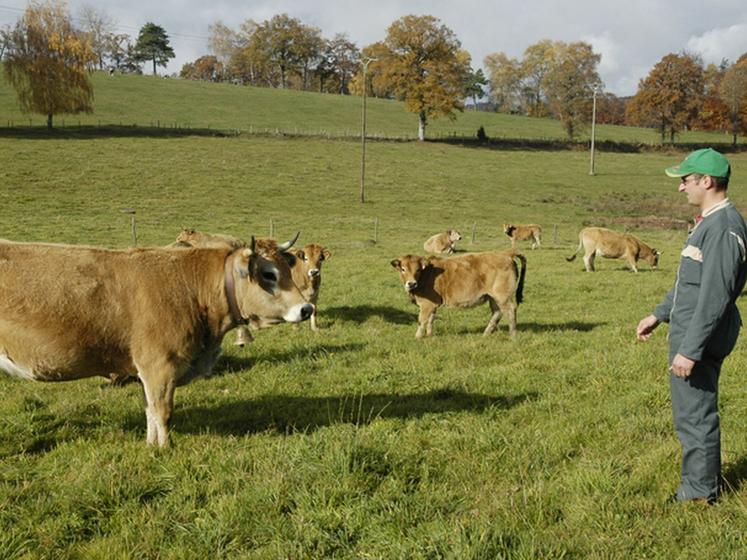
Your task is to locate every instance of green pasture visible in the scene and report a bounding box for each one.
[2,132,747,559]
[0,70,742,145]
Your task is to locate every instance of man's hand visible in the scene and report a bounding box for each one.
[670,353,696,378]
[636,314,660,341]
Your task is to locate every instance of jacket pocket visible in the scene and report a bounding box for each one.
[679,253,702,285]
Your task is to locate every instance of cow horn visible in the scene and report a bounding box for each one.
[277,231,300,252]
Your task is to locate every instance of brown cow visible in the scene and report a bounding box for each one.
[423,229,462,254]
[175,230,330,332]
[289,243,331,331]
[503,223,542,249]
[0,236,313,447]
[390,250,526,338]
[566,226,661,272]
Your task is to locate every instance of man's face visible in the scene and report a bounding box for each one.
[678,174,705,207]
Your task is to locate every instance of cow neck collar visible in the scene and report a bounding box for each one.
[224,254,247,326]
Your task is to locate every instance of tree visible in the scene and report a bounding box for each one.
[626,53,704,143]
[543,41,602,139]
[133,22,175,76]
[595,93,626,125]
[78,4,115,70]
[521,39,555,116]
[0,24,11,60]
[364,15,471,140]
[3,0,95,129]
[484,51,523,113]
[719,58,747,145]
[695,62,728,132]
[208,21,239,81]
[104,32,131,71]
[180,55,222,81]
[323,34,359,94]
[463,67,487,109]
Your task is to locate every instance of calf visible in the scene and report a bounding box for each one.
[423,229,462,254]
[289,243,331,331]
[390,250,526,338]
[503,223,542,249]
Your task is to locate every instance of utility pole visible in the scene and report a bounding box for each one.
[589,87,598,176]
[360,57,378,203]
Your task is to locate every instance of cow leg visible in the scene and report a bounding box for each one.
[484,299,502,335]
[425,311,436,336]
[628,257,638,273]
[137,367,177,447]
[416,304,436,338]
[505,301,517,338]
[310,309,319,331]
[583,253,595,272]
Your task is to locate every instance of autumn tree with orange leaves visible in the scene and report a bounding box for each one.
[719,56,747,145]
[4,0,95,129]
[355,15,470,140]
[626,53,704,143]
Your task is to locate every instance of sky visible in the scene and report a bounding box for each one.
[2,0,747,96]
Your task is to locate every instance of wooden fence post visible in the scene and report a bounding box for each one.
[471,222,477,244]
[553,224,558,245]
[269,218,274,238]
[374,217,379,244]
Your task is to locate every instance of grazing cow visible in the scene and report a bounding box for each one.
[423,229,462,254]
[390,250,526,338]
[289,243,331,331]
[0,236,313,447]
[566,226,661,272]
[503,223,542,249]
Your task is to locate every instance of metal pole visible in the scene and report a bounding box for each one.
[589,88,598,176]
[360,57,378,204]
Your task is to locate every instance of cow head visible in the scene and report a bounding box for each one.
[293,243,331,278]
[503,224,516,236]
[230,234,313,327]
[391,254,428,293]
[448,229,462,243]
[647,249,662,269]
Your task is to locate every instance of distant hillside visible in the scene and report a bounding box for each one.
[0,70,737,145]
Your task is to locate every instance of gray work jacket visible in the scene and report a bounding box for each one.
[654,199,747,361]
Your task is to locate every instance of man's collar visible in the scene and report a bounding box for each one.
[702,198,730,218]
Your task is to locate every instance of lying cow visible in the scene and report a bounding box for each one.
[566,226,661,272]
[503,223,542,249]
[423,229,462,254]
[0,236,313,447]
[175,228,246,250]
[390,250,526,338]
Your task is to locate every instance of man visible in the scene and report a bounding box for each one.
[637,148,747,504]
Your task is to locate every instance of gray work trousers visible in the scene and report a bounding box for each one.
[669,355,723,501]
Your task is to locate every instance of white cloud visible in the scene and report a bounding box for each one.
[686,22,747,65]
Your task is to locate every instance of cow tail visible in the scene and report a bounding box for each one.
[566,233,583,262]
[513,252,527,305]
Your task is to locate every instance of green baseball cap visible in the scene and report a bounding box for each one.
[665,148,731,178]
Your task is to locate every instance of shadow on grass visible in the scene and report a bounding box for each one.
[723,455,747,494]
[169,388,540,436]
[0,125,237,140]
[324,305,416,325]
[213,342,366,375]
[456,320,606,335]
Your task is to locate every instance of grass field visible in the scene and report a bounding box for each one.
[3,82,747,558]
[1,70,743,146]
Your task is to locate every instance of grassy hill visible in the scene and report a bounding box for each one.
[3,72,747,557]
[0,70,740,145]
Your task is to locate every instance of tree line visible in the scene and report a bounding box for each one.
[2,0,747,143]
